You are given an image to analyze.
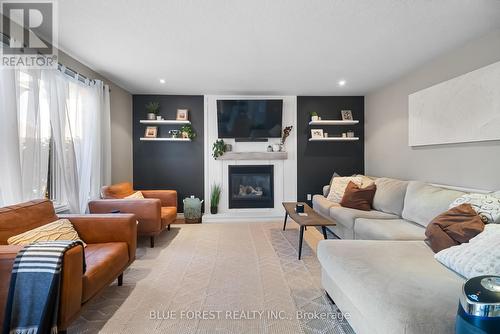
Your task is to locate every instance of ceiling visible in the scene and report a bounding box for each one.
[56,0,500,95]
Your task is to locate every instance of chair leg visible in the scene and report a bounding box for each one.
[150,236,155,248]
[322,226,328,239]
[167,224,170,231]
[117,273,123,286]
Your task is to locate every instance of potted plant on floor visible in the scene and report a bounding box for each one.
[145,102,160,120]
[210,184,221,214]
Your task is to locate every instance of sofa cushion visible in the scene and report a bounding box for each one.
[402,181,465,227]
[82,242,129,302]
[312,195,339,218]
[354,218,425,241]
[340,182,376,211]
[329,206,398,231]
[373,177,409,216]
[317,240,464,334]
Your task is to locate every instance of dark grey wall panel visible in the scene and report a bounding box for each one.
[133,95,204,212]
[297,96,364,205]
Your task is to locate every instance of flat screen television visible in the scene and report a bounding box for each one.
[217,99,283,140]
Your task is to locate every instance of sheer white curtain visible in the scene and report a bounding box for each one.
[0,68,111,212]
[43,70,111,213]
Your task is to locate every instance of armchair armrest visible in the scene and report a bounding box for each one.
[0,245,84,331]
[60,214,137,263]
[88,199,161,236]
[141,190,177,208]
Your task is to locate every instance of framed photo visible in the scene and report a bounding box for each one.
[311,129,324,139]
[341,110,353,121]
[145,126,158,138]
[176,109,189,121]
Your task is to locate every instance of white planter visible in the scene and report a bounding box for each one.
[311,115,319,121]
[147,113,156,120]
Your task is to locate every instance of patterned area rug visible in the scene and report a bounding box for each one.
[69,223,355,334]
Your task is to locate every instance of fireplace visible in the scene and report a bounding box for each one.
[228,165,274,209]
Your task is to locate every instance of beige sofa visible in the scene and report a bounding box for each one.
[314,177,475,334]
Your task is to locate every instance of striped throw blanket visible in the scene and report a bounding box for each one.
[2,241,85,334]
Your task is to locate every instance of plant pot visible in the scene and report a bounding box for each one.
[147,113,156,120]
[311,115,319,121]
[210,207,218,214]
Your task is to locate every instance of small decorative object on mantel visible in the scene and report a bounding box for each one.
[280,125,293,151]
[267,145,273,152]
[145,102,160,120]
[180,124,196,139]
[272,144,281,152]
[212,139,226,158]
[156,115,163,121]
[342,133,347,138]
[341,110,353,121]
[324,132,328,138]
[176,109,189,121]
[310,112,319,122]
[144,126,157,138]
[311,129,324,139]
[347,130,355,138]
[225,143,232,152]
[168,129,180,138]
[210,184,221,214]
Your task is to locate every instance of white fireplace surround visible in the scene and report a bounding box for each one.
[203,95,298,222]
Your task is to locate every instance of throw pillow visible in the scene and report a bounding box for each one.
[327,176,363,203]
[425,204,485,253]
[340,181,377,211]
[356,174,375,188]
[7,219,85,246]
[449,193,500,224]
[434,224,500,279]
[125,191,144,199]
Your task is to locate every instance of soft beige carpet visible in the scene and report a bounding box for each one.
[69,222,354,334]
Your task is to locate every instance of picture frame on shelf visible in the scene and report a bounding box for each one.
[311,129,324,139]
[176,109,189,121]
[145,126,158,138]
[341,110,353,121]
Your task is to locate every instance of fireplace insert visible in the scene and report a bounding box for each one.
[228,165,274,209]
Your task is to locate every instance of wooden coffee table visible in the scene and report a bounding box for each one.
[282,202,336,260]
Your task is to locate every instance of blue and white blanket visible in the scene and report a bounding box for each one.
[2,240,85,334]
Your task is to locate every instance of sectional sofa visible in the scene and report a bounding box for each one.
[313,177,483,334]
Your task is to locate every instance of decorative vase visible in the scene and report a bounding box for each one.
[147,113,156,120]
[156,115,162,120]
[272,144,280,152]
[210,206,218,214]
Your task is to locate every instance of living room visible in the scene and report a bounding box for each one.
[0,1,499,334]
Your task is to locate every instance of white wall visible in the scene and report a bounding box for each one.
[365,29,500,190]
[204,95,297,220]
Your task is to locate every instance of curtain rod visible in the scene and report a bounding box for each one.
[1,32,109,90]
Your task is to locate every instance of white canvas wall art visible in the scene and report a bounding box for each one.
[408,60,500,146]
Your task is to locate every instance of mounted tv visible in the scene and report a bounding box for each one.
[217,99,283,141]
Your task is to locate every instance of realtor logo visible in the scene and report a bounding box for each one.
[1,0,58,68]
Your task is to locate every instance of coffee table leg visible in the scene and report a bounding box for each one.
[283,212,288,231]
[322,226,328,239]
[298,225,305,260]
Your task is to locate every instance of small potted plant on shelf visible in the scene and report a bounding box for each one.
[180,124,196,139]
[210,184,221,214]
[145,102,160,120]
[212,139,226,158]
[310,112,319,122]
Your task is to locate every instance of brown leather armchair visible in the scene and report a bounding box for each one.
[0,199,136,332]
[88,182,177,247]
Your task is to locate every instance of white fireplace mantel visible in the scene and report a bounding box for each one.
[203,95,298,222]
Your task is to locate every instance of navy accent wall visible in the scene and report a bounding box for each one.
[297,96,365,205]
[133,95,204,212]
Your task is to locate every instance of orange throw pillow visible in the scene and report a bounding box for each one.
[425,203,484,253]
[340,181,377,211]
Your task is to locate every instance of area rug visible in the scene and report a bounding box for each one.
[69,222,354,334]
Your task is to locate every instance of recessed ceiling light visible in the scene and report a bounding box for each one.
[159,79,166,84]
[338,80,346,86]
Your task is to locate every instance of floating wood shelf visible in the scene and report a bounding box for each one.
[140,120,191,125]
[308,137,359,142]
[309,120,359,125]
[217,151,288,160]
[140,137,191,142]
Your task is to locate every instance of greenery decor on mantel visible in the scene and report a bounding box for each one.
[212,139,226,158]
[180,124,196,139]
[210,184,221,214]
[145,102,160,120]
